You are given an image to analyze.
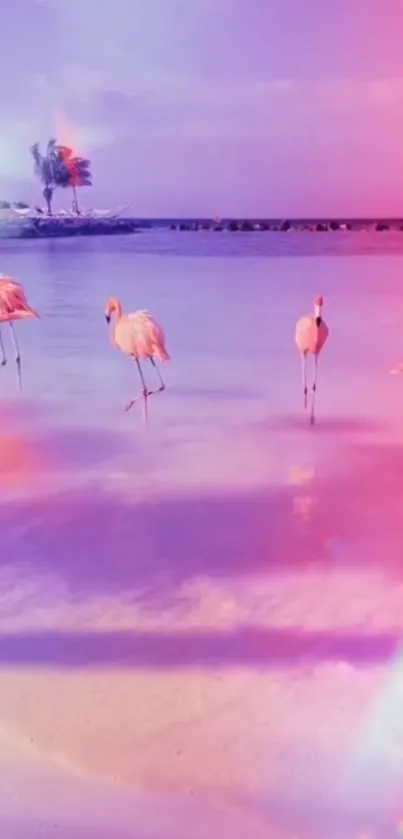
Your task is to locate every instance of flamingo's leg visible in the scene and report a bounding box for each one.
[10,323,22,390]
[125,359,165,422]
[150,357,165,392]
[301,352,308,410]
[125,358,150,423]
[310,354,319,425]
[0,326,7,366]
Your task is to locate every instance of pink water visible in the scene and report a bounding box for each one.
[1,231,403,837]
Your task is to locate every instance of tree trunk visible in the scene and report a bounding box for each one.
[43,186,53,215]
[72,186,80,215]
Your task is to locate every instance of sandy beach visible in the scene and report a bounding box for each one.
[0,729,274,839]
[1,560,403,837]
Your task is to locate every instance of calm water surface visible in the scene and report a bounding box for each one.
[2,230,403,451]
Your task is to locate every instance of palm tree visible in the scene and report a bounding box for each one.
[55,145,92,214]
[30,140,93,215]
[30,139,60,215]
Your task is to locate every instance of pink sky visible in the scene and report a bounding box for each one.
[2,0,403,216]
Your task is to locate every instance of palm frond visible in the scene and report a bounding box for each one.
[30,138,93,204]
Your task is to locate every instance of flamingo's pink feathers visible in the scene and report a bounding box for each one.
[295,297,329,356]
[0,276,39,321]
[111,306,170,362]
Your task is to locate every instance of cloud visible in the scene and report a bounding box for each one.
[74,76,403,145]
[1,74,402,177]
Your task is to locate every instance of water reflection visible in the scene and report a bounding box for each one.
[0,432,40,489]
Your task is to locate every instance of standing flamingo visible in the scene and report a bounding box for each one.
[295,295,329,424]
[105,297,170,421]
[0,275,39,390]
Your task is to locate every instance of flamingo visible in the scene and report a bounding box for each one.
[105,297,170,421]
[0,275,39,390]
[295,295,329,424]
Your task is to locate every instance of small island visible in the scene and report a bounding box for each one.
[0,138,138,239]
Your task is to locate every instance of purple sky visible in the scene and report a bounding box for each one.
[2,0,403,216]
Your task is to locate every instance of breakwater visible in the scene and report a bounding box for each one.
[1,216,403,239]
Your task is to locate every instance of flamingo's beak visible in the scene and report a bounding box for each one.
[105,314,110,324]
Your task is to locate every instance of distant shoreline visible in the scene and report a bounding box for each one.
[0,215,402,239]
[159,218,403,233]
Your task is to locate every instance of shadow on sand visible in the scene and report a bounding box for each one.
[0,625,397,670]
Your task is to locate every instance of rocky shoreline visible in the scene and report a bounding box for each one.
[0,215,402,239]
[168,218,403,233]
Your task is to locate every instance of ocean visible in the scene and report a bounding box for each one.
[1,229,403,838]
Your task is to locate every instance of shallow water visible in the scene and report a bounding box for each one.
[2,231,403,836]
